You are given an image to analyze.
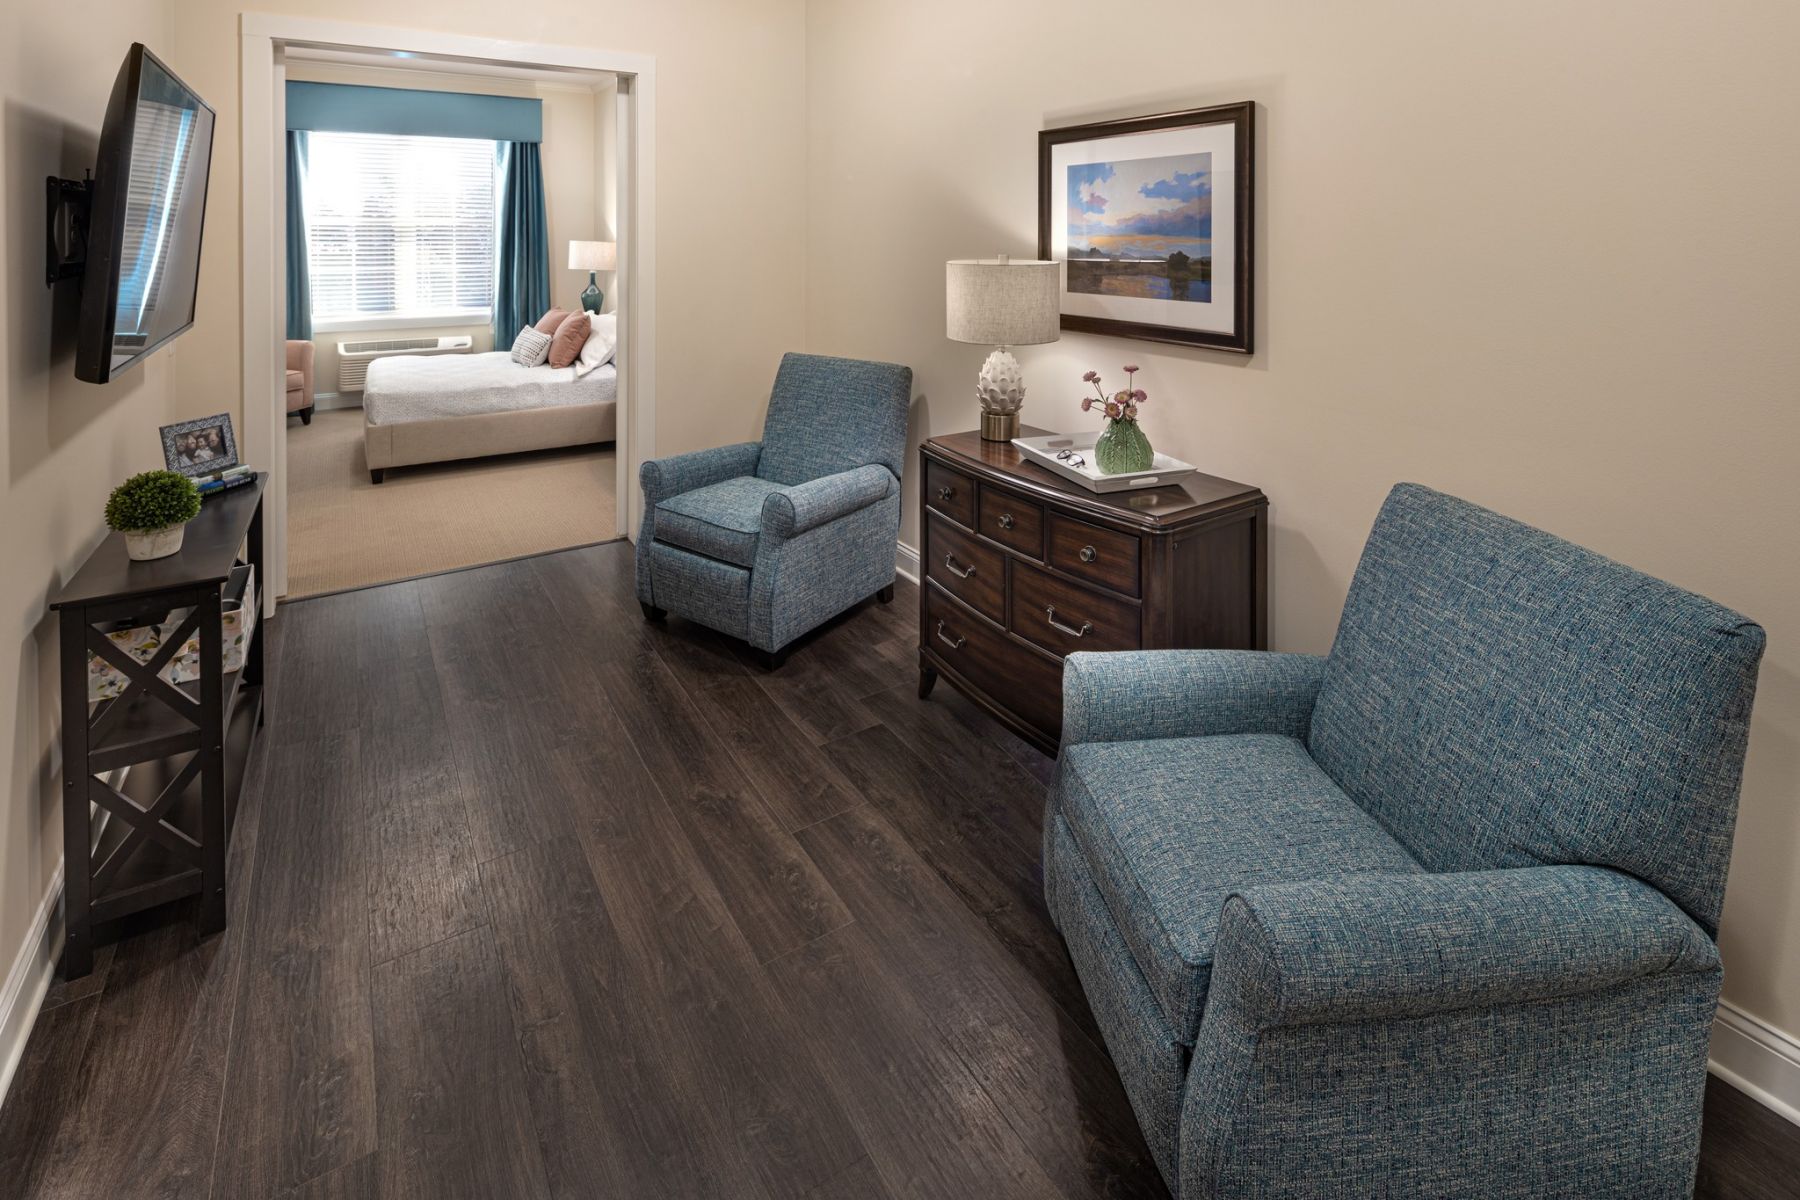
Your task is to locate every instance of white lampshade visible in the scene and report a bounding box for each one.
[945,257,1060,347]
[568,240,617,271]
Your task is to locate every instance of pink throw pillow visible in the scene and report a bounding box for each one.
[533,308,570,334]
[548,311,591,369]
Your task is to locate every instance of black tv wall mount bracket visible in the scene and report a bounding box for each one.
[46,173,93,287]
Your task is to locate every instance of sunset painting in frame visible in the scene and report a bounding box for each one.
[1066,152,1213,303]
[1039,102,1254,353]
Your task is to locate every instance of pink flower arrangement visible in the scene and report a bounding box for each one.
[1079,365,1149,422]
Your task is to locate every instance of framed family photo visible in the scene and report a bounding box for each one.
[160,412,240,477]
[1038,102,1255,353]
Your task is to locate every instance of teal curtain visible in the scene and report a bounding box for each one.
[493,142,549,349]
[285,130,312,342]
[287,82,542,142]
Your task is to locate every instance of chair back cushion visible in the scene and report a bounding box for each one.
[755,352,912,486]
[1308,483,1764,935]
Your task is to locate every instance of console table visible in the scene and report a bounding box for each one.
[917,430,1266,754]
[50,475,267,978]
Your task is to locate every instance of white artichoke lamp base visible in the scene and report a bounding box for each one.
[977,345,1026,441]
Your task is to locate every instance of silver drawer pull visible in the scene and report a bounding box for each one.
[1044,605,1093,639]
[935,620,967,650]
[998,513,1015,531]
[943,553,977,580]
[1078,545,1097,563]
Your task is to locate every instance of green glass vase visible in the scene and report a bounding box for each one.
[1095,418,1154,475]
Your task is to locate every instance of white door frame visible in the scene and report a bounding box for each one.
[239,13,656,614]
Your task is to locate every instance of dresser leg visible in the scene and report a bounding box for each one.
[918,666,938,699]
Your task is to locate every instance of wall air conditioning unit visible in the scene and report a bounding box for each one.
[337,335,473,393]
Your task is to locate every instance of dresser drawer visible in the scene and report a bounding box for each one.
[1009,561,1141,657]
[977,484,1044,558]
[924,458,975,527]
[925,512,1004,623]
[924,582,1064,737]
[1047,514,1141,597]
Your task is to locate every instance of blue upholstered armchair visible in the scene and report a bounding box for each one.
[1047,484,1765,1198]
[636,352,912,667]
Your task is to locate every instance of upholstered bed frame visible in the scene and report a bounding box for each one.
[362,399,616,483]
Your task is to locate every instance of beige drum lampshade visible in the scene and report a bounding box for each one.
[945,256,1060,347]
[568,240,618,271]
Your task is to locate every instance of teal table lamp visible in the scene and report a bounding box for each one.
[568,240,617,313]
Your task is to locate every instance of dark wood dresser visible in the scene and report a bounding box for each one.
[916,429,1267,755]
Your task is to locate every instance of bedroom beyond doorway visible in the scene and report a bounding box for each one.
[285,409,615,596]
[279,46,626,598]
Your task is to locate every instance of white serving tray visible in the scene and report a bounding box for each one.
[1012,432,1198,493]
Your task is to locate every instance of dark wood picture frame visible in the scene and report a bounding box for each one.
[1038,102,1255,354]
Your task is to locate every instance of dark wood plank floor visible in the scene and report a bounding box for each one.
[2,540,1796,1198]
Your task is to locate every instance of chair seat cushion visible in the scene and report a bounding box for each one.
[653,475,787,568]
[1059,732,1424,1043]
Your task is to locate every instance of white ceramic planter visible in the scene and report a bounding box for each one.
[123,524,186,561]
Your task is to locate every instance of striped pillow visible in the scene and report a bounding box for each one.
[510,326,552,367]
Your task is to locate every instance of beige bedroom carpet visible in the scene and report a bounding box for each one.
[285,407,618,598]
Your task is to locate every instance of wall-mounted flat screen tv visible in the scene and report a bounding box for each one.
[74,44,215,384]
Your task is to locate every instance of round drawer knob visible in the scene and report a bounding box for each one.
[998,513,1015,531]
[1079,545,1097,563]
[936,486,955,502]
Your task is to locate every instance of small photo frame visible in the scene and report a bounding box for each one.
[160,412,240,478]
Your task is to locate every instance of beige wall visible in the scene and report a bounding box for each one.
[273,63,605,396]
[805,0,1800,1038]
[1,1,180,1028]
[168,0,809,456]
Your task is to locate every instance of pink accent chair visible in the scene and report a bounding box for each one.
[286,341,315,426]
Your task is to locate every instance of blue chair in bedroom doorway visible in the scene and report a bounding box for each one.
[635,352,913,669]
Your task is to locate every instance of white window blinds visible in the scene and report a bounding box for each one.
[304,131,496,324]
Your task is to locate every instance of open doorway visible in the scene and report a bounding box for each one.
[238,17,656,611]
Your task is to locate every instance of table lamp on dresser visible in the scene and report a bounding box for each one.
[568,240,617,313]
[945,255,1061,440]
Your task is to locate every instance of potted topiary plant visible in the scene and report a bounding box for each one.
[105,470,203,561]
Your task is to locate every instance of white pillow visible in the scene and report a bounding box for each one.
[510,326,552,367]
[574,312,618,376]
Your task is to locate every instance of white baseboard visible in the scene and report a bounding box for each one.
[312,391,361,412]
[0,864,64,1107]
[895,539,919,585]
[1711,1000,1800,1127]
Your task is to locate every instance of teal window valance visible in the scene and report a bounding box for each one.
[285,82,542,143]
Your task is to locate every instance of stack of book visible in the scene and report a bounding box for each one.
[197,465,255,498]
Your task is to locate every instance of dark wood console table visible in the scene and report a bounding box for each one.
[917,430,1266,754]
[50,475,267,978]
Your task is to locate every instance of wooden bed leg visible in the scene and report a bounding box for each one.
[639,602,666,623]
[753,644,791,671]
[877,583,895,604]
[369,469,385,485]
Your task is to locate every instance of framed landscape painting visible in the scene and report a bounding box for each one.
[1038,102,1254,353]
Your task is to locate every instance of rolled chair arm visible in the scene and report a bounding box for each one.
[761,464,895,540]
[639,441,763,506]
[1061,650,1327,746]
[1206,865,1719,1031]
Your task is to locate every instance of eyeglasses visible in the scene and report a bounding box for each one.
[1055,448,1087,469]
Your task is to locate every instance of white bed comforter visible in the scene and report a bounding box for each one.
[364,352,618,425]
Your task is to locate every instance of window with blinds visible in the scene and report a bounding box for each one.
[304,131,496,325]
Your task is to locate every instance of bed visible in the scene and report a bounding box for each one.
[361,351,617,483]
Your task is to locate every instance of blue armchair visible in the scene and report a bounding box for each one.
[636,352,912,667]
[1046,483,1765,1198]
